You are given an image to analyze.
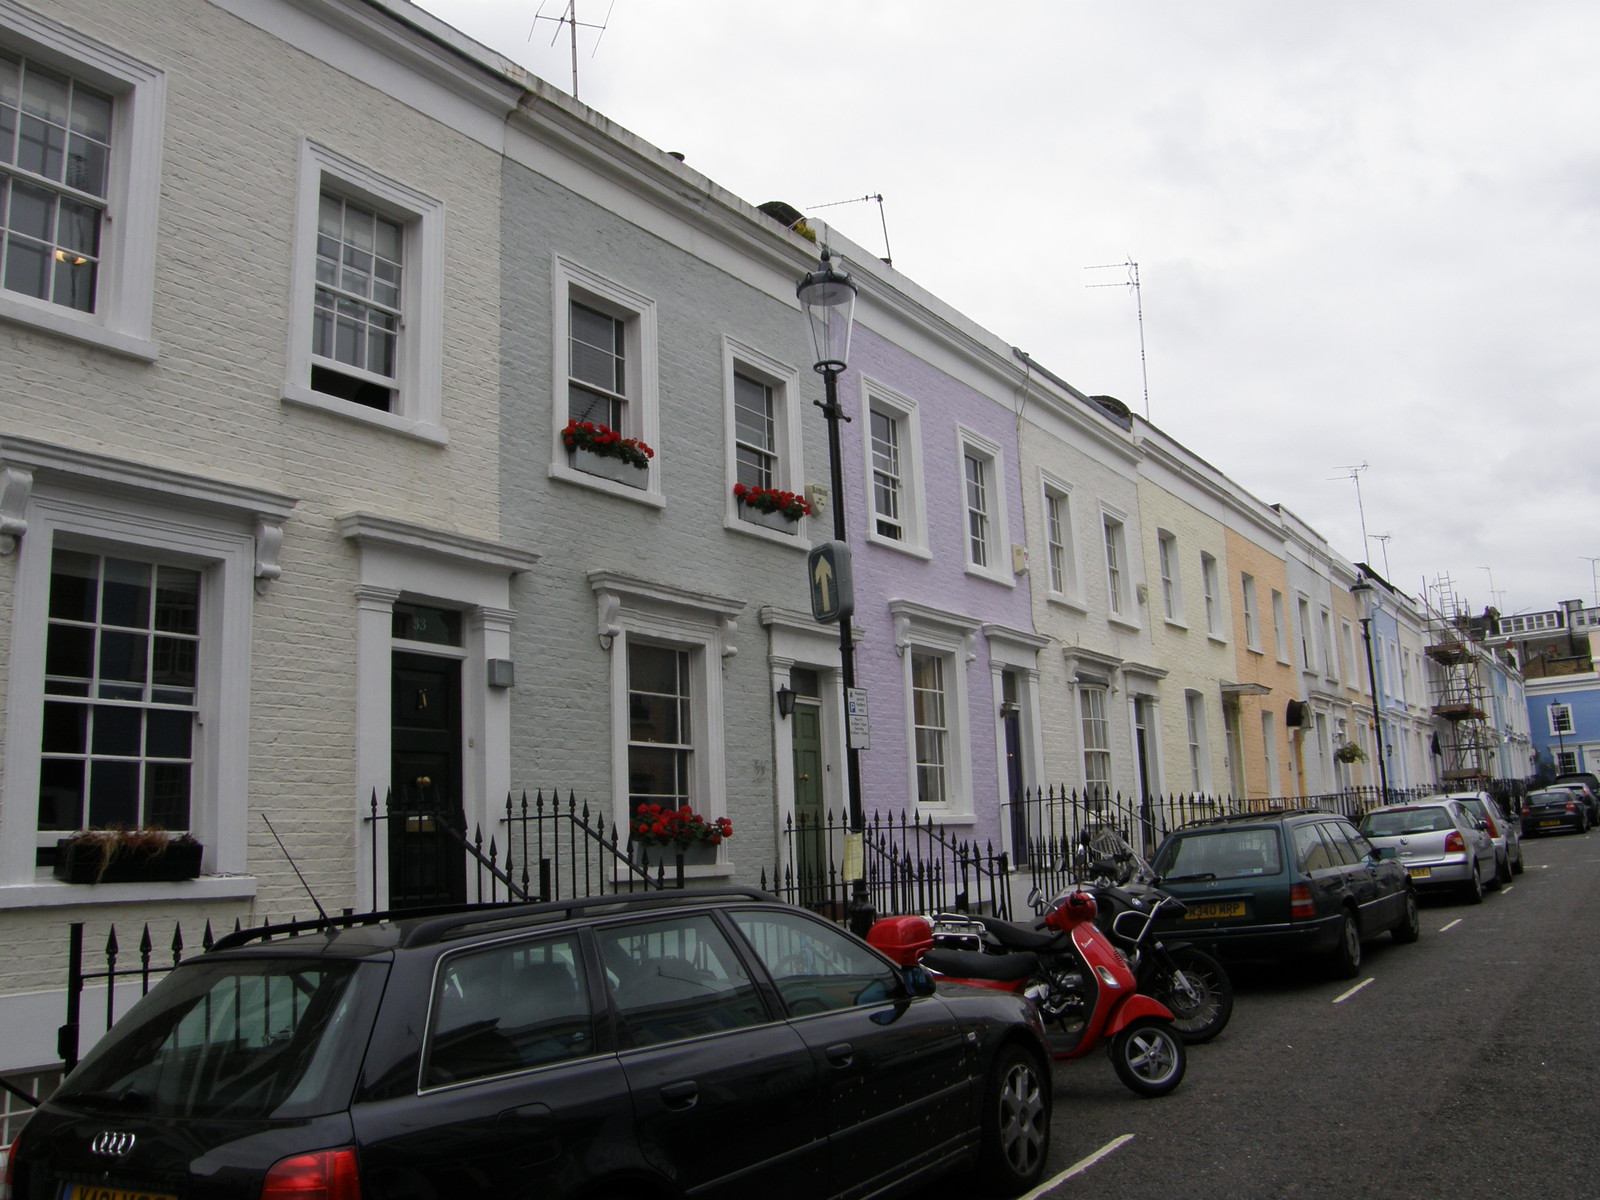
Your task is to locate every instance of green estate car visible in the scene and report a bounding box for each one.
[1150,809,1420,978]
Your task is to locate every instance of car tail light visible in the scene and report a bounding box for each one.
[1483,815,1499,837]
[1444,831,1464,853]
[1,1139,14,1200]
[1567,802,1580,814]
[1290,883,1316,920]
[262,1148,361,1200]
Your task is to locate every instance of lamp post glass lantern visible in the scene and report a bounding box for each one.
[796,248,873,936]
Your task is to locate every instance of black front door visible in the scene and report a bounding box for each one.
[390,651,464,908]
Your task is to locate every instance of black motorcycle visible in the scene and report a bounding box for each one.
[931,832,1233,1044]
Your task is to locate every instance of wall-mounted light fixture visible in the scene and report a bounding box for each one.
[776,686,796,719]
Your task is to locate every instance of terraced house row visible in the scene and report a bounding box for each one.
[0,0,1528,1094]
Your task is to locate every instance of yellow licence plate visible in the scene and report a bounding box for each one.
[1539,819,1563,827]
[1407,867,1432,879]
[1185,900,1245,920]
[67,1186,177,1200]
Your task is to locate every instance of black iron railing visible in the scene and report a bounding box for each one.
[765,806,1011,921]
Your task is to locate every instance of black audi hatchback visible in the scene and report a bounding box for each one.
[5,888,1052,1200]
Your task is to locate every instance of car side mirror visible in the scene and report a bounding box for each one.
[901,965,937,998]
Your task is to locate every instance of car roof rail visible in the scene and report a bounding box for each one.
[394,886,780,948]
[207,887,781,954]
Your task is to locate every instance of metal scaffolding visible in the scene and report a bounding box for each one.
[1423,575,1493,784]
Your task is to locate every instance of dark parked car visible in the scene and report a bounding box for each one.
[1522,787,1592,836]
[1150,809,1419,978]
[5,888,1053,1200]
[1549,776,1600,824]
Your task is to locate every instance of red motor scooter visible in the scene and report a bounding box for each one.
[870,890,1186,1098]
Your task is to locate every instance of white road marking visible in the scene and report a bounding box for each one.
[1333,977,1375,1004]
[1023,1133,1135,1197]
[1439,919,1462,932]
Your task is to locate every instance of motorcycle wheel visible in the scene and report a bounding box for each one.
[1109,1018,1185,1098]
[1150,947,1233,1044]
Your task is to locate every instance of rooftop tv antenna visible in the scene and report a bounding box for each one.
[807,193,893,266]
[1480,565,1504,611]
[530,1,614,100]
[1085,259,1149,419]
[1583,555,1600,606]
[1330,462,1370,563]
[1371,532,1393,579]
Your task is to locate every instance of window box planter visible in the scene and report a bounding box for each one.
[571,446,648,489]
[53,833,203,884]
[632,839,720,870]
[739,506,800,533]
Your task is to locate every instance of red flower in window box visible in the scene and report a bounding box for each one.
[732,483,811,521]
[562,419,654,469]
[631,803,734,846]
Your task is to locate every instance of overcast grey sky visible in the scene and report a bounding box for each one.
[415,0,1600,618]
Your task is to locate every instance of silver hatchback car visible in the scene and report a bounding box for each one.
[1443,791,1524,884]
[1357,799,1499,904]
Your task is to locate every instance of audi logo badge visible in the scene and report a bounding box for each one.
[90,1131,136,1157]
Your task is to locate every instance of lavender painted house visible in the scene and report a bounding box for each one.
[815,262,1047,858]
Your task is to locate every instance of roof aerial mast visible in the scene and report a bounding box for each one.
[530,0,615,100]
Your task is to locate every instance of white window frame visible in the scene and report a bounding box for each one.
[1297,596,1316,674]
[1079,684,1112,803]
[550,256,661,503]
[1549,702,1573,737]
[592,573,741,871]
[1320,607,1337,681]
[1157,531,1182,624]
[0,436,293,903]
[722,338,804,541]
[1557,749,1579,775]
[863,381,928,557]
[1242,573,1260,652]
[283,141,445,443]
[1201,552,1222,639]
[1261,710,1279,795]
[890,600,978,818]
[1185,691,1209,793]
[1272,589,1290,663]
[0,2,163,360]
[1041,474,1080,606]
[956,426,1011,584]
[1101,510,1134,625]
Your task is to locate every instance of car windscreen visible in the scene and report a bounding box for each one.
[1361,808,1455,836]
[54,955,386,1120]
[1153,827,1283,881]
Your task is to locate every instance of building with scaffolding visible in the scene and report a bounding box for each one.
[1423,577,1533,786]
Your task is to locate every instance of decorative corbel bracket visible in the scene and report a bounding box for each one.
[893,610,911,657]
[720,615,738,659]
[0,464,34,554]
[596,590,622,650]
[254,516,284,595]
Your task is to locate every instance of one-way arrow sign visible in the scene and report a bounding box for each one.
[807,541,854,623]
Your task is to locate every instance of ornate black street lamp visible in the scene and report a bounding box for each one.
[1349,575,1393,805]
[796,248,873,936]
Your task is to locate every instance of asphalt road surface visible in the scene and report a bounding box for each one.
[959,828,1600,1200]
